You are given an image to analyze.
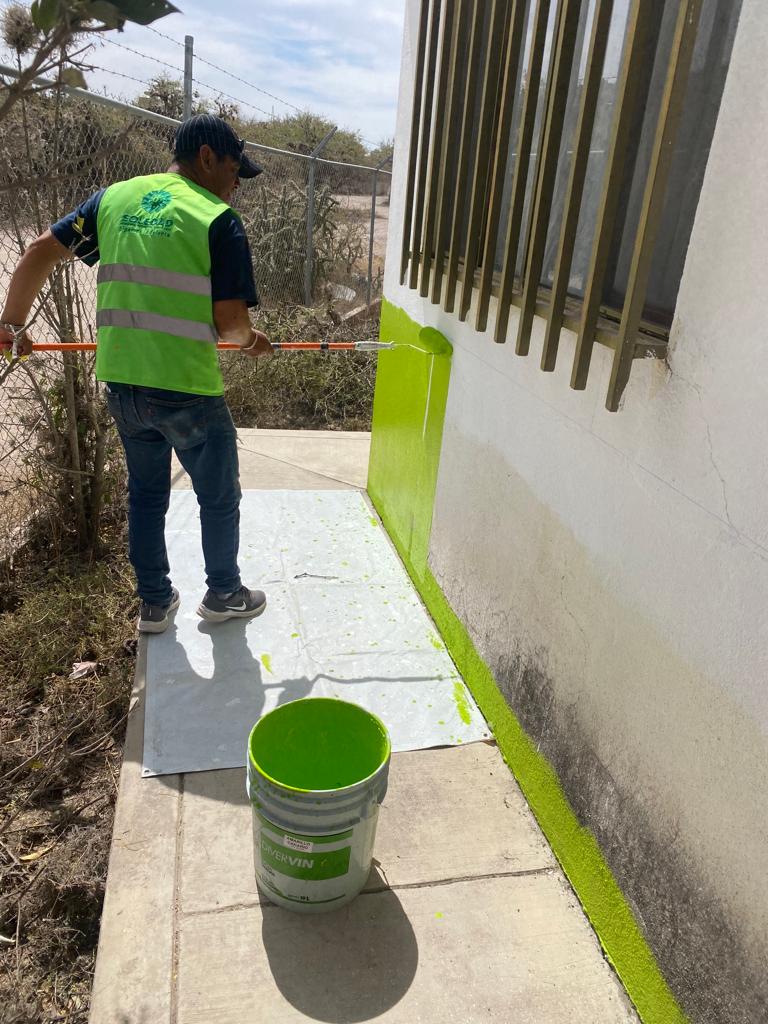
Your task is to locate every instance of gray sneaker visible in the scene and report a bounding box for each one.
[197,586,267,623]
[138,587,180,634]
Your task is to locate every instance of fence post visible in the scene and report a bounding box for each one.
[367,154,392,308]
[183,36,194,119]
[304,127,337,306]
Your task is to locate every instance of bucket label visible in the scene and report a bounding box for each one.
[260,833,350,881]
[284,835,313,853]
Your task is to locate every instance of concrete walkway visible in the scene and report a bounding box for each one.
[89,429,639,1024]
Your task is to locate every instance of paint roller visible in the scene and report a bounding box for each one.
[1,326,453,360]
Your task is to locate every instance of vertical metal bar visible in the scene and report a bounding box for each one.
[541,0,614,371]
[569,0,655,389]
[183,36,193,120]
[457,0,511,322]
[305,161,316,305]
[408,0,443,290]
[304,128,337,307]
[400,0,432,285]
[368,155,392,307]
[514,0,582,355]
[605,0,704,411]
[443,0,484,313]
[474,0,528,332]
[430,0,472,305]
[420,0,458,297]
[493,0,553,344]
[368,169,378,308]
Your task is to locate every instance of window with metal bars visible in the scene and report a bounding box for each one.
[401,0,741,410]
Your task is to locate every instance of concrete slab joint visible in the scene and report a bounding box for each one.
[89,432,639,1024]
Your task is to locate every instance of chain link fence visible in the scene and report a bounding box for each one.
[0,83,390,567]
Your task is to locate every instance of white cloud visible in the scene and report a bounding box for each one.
[82,0,405,145]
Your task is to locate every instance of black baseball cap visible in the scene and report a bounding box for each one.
[172,114,263,178]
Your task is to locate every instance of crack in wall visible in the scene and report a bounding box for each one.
[669,364,736,530]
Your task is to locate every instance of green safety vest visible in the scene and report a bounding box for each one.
[95,172,233,395]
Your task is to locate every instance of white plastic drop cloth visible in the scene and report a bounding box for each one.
[142,490,490,776]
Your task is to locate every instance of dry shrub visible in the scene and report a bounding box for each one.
[223,305,378,431]
[0,542,136,1024]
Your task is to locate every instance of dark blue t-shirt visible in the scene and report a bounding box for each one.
[51,187,259,306]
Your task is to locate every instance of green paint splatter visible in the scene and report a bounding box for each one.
[453,681,472,725]
[369,516,378,527]
[290,633,299,639]
[437,720,445,726]
[434,912,443,920]
[261,654,273,674]
[428,632,444,650]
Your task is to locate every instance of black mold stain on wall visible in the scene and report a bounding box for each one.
[494,647,768,1024]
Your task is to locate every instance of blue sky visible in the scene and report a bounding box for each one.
[83,0,406,147]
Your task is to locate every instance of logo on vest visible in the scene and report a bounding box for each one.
[119,190,174,238]
[141,189,172,213]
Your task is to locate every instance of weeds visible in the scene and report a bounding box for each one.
[0,538,135,1024]
[224,305,378,430]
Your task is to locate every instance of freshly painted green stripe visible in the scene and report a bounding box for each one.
[369,300,451,573]
[368,298,688,1024]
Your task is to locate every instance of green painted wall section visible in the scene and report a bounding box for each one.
[368,301,451,576]
[367,299,688,1024]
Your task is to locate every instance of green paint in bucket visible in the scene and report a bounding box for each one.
[247,698,390,913]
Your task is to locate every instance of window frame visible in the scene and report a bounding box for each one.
[401,0,707,411]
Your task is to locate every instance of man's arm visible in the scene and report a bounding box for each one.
[0,231,72,355]
[213,299,272,358]
[209,210,270,358]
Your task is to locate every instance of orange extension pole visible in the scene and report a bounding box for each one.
[24,340,389,352]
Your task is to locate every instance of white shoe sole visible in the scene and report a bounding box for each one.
[196,598,267,622]
[138,617,172,634]
[137,593,181,634]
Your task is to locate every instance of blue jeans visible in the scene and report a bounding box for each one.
[105,383,242,606]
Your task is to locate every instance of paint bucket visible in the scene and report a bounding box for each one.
[247,698,391,913]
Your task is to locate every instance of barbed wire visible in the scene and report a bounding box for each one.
[141,25,383,148]
[86,65,154,89]
[91,35,273,118]
[91,30,385,149]
[94,34,183,75]
[145,24,302,113]
[144,24,185,48]
[188,79,272,119]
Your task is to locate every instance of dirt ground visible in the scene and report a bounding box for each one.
[340,191,391,265]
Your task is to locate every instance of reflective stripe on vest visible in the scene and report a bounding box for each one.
[94,172,231,394]
[96,309,218,344]
[97,263,212,296]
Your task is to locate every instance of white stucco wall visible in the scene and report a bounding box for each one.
[384,0,767,1014]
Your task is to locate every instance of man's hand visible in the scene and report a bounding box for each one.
[0,325,31,361]
[1,231,70,361]
[241,329,273,359]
